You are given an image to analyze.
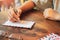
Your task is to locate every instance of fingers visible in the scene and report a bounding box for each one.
[43,8,53,18]
[17,9,22,17]
[8,8,22,22]
[8,9,18,22]
[8,16,17,22]
[8,13,18,22]
[10,17,18,22]
[43,8,60,21]
[43,8,49,18]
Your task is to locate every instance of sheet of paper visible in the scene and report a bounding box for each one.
[3,20,35,28]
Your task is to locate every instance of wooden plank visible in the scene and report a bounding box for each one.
[0,10,60,40]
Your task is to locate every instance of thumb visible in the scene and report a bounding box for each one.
[17,9,22,17]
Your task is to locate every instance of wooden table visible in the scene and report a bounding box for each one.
[0,10,60,40]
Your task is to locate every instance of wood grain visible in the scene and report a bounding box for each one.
[0,10,60,40]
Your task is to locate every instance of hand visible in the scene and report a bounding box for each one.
[43,8,60,21]
[8,8,22,22]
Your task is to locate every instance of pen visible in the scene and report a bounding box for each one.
[13,8,20,22]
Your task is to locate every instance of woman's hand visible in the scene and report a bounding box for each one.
[43,8,60,21]
[8,8,22,22]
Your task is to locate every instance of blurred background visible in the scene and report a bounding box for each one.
[0,0,30,12]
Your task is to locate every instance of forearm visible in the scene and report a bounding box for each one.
[18,1,35,12]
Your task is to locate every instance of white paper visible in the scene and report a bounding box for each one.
[3,20,35,28]
[39,33,60,40]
